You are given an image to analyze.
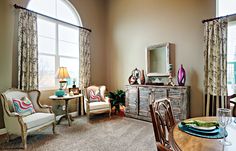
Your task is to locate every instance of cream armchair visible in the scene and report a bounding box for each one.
[84,85,111,118]
[0,89,56,149]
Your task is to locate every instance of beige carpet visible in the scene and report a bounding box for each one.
[0,115,156,151]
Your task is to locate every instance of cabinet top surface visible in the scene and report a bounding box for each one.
[125,84,190,89]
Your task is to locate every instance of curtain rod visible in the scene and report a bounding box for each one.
[14,4,92,32]
[202,12,236,23]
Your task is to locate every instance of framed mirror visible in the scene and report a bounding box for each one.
[145,43,170,77]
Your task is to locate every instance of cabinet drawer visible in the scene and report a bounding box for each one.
[169,88,185,97]
[153,88,167,100]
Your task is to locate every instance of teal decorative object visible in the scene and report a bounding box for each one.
[55,89,65,97]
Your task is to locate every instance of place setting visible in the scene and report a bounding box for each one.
[178,108,232,146]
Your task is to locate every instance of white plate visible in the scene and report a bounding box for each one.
[190,125,217,131]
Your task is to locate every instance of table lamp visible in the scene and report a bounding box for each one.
[55,67,70,97]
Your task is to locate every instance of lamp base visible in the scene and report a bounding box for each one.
[55,89,65,97]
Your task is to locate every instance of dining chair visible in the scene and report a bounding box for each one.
[156,142,172,151]
[149,98,176,148]
[227,94,236,117]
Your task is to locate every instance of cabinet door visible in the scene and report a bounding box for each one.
[125,86,138,115]
[169,88,188,121]
[139,87,151,117]
[153,87,167,101]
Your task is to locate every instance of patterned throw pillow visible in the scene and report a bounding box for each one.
[89,90,103,102]
[13,97,35,116]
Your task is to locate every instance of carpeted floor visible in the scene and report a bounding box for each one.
[0,115,156,151]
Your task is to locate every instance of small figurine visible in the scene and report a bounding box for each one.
[69,91,74,96]
[128,68,141,85]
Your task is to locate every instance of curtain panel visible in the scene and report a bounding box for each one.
[79,29,91,89]
[204,18,228,116]
[17,9,38,91]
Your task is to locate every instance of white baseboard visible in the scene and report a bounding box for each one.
[70,111,78,117]
[0,128,7,135]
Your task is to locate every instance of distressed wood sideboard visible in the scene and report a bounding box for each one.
[125,85,190,122]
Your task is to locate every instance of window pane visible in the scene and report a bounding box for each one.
[28,0,56,18]
[57,0,79,25]
[58,24,79,43]
[59,41,79,57]
[38,18,56,38]
[60,57,79,86]
[227,22,236,94]
[38,36,56,54]
[39,55,56,89]
[228,22,236,61]
[218,0,236,16]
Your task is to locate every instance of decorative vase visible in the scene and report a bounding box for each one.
[55,89,65,97]
[177,64,186,86]
[140,69,145,85]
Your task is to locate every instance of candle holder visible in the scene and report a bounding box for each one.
[167,64,175,86]
[72,78,76,88]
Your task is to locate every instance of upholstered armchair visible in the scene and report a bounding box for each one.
[84,85,111,118]
[0,89,56,149]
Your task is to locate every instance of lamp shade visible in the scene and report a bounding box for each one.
[56,67,70,80]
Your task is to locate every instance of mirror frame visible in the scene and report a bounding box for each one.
[145,43,170,77]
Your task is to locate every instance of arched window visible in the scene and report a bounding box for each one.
[27,0,82,90]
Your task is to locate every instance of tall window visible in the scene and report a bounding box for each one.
[217,0,236,94]
[27,0,81,90]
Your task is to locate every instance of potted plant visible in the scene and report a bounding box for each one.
[108,90,125,115]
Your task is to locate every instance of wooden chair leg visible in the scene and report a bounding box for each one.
[6,133,10,143]
[87,113,90,119]
[52,122,56,134]
[109,110,111,119]
[21,132,27,149]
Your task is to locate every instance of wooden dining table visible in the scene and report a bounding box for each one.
[169,117,236,151]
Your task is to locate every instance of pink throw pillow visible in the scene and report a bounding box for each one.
[13,97,35,116]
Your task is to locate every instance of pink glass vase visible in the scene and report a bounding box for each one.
[177,64,186,86]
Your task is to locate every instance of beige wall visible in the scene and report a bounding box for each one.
[105,0,216,117]
[0,0,15,129]
[0,0,107,129]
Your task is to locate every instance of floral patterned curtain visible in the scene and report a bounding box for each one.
[204,18,228,116]
[79,29,91,89]
[17,9,38,91]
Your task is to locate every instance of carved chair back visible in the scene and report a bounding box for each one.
[156,142,172,151]
[149,98,175,147]
[227,94,236,117]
